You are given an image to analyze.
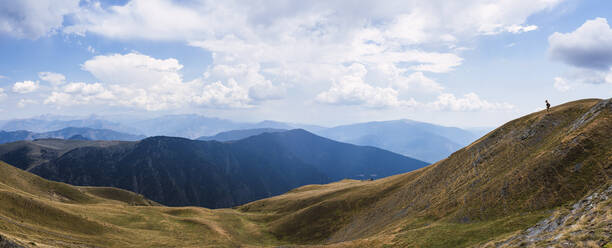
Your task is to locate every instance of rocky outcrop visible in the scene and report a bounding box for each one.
[486,184,612,248]
[0,234,24,248]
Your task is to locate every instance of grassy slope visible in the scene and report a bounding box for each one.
[0,98,610,247]
[237,98,611,247]
[0,161,282,247]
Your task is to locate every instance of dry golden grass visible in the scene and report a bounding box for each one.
[0,98,610,247]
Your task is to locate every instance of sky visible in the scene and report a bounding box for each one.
[0,0,611,128]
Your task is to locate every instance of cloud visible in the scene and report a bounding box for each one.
[192,79,252,108]
[82,53,183,86]
[45,52,271,110]
[430,93,514,111]
[0,88,6,99]
[553,77,571,92]
[17,99,37,108]
[505,24,538,34]
[204,62,285,101]
[7,1,563,112]
[38,72,66,86]
[44,82,115,106]
[0,0,80,39]
[12,80,39,93]
[549,18,612,70]
[67,0,560,42]
[392,71,444,93]
[60,0,560,107]
[316,63,417,108]
[0,75,6,79]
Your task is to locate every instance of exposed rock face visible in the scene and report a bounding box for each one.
[487,184,612,248]
[0,235,24,248]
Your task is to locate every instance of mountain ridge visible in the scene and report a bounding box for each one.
[197,128,287,141]
[314,119,478,162]
[1,129,426,208]
[0,127,145,144]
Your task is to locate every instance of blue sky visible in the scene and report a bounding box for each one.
[0,0,611,128]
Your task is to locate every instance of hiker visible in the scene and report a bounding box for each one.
[545,100,551,113]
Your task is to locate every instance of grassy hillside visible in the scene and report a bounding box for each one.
[0,139,132,170]
[0,98,610,247]
[239,98,611,246]
[0,160,279,247]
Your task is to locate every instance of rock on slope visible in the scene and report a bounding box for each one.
[484,184,612,247]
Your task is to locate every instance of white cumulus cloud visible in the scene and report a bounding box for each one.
[45,53,277,110]
[0,0,80,39]
[548,18,612,90]
[17,99,37,108]
[59,0,561,109]
[6,0,564,111]
[430,93,514,111]
[316,63,417,108]
[505,24,538,34]
[553,77,571,92]
[38,72,66,86]
[549,18,612,70]
[12,80,39,94]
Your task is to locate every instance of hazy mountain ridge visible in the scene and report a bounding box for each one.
[1,117,139,134]
[313,119,478,162]
[0,127,145,144]
[2,114,478,163]
[197,128,287,141]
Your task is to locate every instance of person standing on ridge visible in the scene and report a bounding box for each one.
[545,100,551,113]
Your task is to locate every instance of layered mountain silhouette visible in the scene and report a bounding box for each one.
[2,114,478,162]
[0,127,145,144]
[0,116,138,134]
[197,128,287,141]
[314,119,478,163]
[0,129,426,208]
[128,115,326,138]
[0,98,608,247]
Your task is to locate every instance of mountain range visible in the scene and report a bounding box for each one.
[313,119,479,163]
[195,121,482,163]
[0,116,139,134]
[0,127,145,144]
[197,128,287,141]
[0,129,426,208]
[0,98,608,247]
[2,114,483,163]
